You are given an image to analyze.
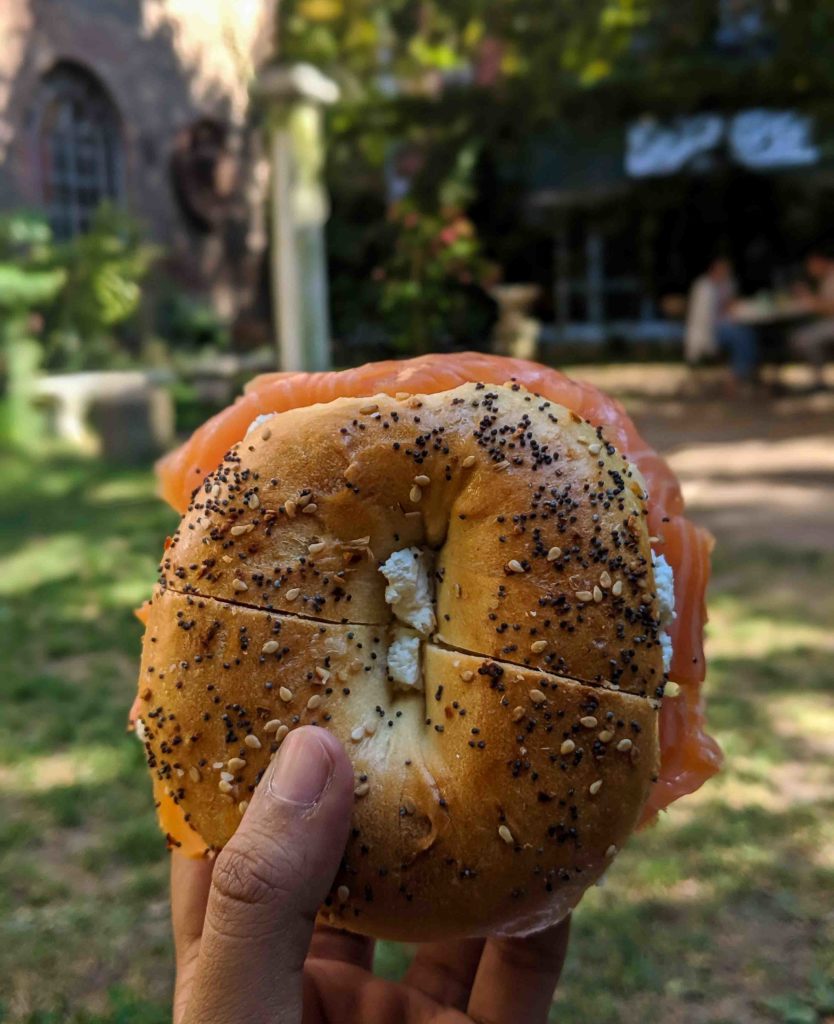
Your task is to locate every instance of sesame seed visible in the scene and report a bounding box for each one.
[414,474,430,486]
[354,782,370,797]
[649,535,661,544]
[511,706,525,722]
[350,726,365,742]
[315,666,330,682]
[261,427,271,441]
[612,580,624,596]
[507,559,526,573]
[560,739,576,755]
[598,730,614,743]
[218,780,233,794]
[462,455,476,468]
[593,586,604,602]
[530,640,548,654]
[460,670,474,682]
[264,719,282,733]
[589,779,603,795]
[188,766,201,783]
[285,588,300,601]
[247,494,260,509]
[664,681,681,697]
[529,689,546,705]
[244,734,262,750]
[337,885,350,903]
[359,402,378,415]
[220,771,234,782]
[275,725,289,742]
[404,510,422,519]
[580,716,598,729]
[498,824,514,845]
[212,762,224,770]
[308,541,326,555]
[306,694,322,711]
[232,579,248,592]
[344,462,360,483]
[455,583,463,598]
[285,499,297,518]
[212,483,221,497]
[238,800,249,814]
[279,686,293,702]
[576,590,593,602]
[588,442,602,455]
[409,484,422,503]
[395,392,410,400]
[547,546,562,561]
[302,502,318,514]
[228,757,246,771]
[364,719,378,736]
[262,640,280,654]
[606,844,617,857]
[599,571,612,589]
[616,738,633,752]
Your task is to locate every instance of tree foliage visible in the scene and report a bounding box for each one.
[278,0,834,348]
[0,206,158,372]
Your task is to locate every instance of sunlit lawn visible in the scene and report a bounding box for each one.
[1,449,832,1023]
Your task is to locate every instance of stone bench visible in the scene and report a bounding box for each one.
[34,370,174,463]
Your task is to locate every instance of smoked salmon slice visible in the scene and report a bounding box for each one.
[141,352,719,854]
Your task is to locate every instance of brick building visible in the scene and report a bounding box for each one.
[0,0,278,321]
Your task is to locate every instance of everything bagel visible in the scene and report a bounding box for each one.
[136,381,676,940]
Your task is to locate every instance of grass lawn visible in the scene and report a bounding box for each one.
[1,447,832,1023]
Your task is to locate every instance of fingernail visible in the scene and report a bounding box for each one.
[267,728,333,806]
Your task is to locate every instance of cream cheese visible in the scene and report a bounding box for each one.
[652,551,676,673]
[379,547,436,636]
[387,626,423,690]
[245,412,277,437]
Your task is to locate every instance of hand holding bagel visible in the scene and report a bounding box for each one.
[172,726,571,1024]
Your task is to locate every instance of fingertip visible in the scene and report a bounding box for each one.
[264,726,353,810]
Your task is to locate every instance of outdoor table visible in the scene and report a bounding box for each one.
[730,298,814,367]
[732,298,810,326]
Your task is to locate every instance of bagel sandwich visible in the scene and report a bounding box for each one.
[131,355,720,941]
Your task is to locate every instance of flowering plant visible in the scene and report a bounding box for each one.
[374,201,499,353]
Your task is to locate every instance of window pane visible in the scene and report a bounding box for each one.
[38,64,123,237]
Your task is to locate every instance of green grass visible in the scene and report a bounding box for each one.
[1,448,832,1022]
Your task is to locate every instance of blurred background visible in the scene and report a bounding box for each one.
[1,1,833,1021]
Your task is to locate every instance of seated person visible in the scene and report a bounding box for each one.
[790,246,834,390]
[685,256,757,391]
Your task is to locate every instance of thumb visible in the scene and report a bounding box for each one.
[181,726,354,1024]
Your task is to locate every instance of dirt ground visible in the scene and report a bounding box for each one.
[574,365,834,552]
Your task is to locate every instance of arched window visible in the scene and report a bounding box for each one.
[37,63,123,239]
